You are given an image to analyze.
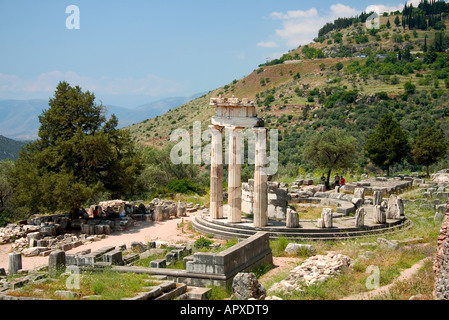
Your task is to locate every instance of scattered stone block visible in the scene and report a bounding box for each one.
[27,232,41,247]
[165,251,177,263]
[150,259,167,268]
[103,250,124,266]
[55,290,76,300]
[39,225,56,237]
[284,243,316,256]
[77,254,95,266]
[123,253,139,265]
[36,239,49,247]
[352,197,364,210]
[354,188,365,201]
[22,247,47,257]
[377,238,400,250]
[232,272,266,300]
[183,255,194,268]
[131,241,147,253]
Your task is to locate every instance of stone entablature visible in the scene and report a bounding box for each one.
[210,95,264,128]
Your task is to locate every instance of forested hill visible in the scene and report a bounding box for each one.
[0,135,27,161]
[126,0,449,175]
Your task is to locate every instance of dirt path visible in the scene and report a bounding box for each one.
[0,213,196,272]
[340,257,432,300]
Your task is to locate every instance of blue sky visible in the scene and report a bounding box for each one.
[0,0,421,107]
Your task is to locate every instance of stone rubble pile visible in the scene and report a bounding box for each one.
[1,198,190,258]
[268,252,353,295]
[0,224,40,245]
[13,233,105,257]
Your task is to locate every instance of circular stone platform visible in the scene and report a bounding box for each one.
[191,205,413,241]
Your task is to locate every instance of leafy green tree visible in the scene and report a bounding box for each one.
[404,81,416,96]
[364,114,410,176]
[394,15,401,27]
[11,81,144,216]
[335,62,344,71]
[411,127,448,176]
[303,128,358,187]
[0,160,21,226]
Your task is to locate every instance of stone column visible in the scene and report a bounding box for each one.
[228,127,243,223]
[48,250,66,277]
[209,125,224,219]
[286,208,299,228]
[355,208,366,228]
[253,128,268,227]
[8,252,22,275]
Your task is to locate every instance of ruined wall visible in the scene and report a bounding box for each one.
[434,201,449,300]
[241,180,289,221]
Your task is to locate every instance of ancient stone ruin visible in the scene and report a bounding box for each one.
[208,96,269,227]
[434,202,449,300]
[0,198,191,259]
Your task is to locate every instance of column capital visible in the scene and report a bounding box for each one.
[208,124,224,132]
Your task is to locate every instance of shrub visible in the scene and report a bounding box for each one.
[166,179,204,194]
[194,237,213,249]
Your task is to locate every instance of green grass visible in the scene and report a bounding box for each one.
[207,285,233,300]
[270,237,291,257]
[9,270,157,300]
[265,196,438,300]
[252,264,275,278]
[374,259,435,300]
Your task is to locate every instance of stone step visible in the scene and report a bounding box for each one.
[176,286,211,300]
[121,281,187,301]
[154,283,187,300]
[192,214,413,241]
[123,253,139,265]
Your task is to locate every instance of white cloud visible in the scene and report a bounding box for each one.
[329,4,358,18]
[264,3,362,48]
[0,71,182,100]
[257,41,280,48]
[262,1,428,49]
[270,8,318,20]
[366,0,428,14]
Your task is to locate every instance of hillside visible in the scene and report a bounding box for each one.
[0,135,27,161]
[126,7,449,174]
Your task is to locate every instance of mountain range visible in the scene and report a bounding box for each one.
[0,93,204,141]
[0,135,27,161]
